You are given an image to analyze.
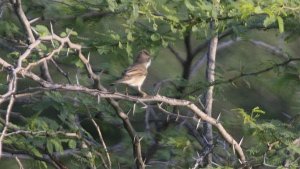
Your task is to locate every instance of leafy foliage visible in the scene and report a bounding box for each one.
[1,0,300,168]
[236,107,300,167]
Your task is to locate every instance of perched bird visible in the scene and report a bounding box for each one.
[114,50,151,97]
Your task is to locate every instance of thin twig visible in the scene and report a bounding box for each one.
[50,59,72,84]
[15,156,24,169]
[0,95,15,157]
[168,45,184,65]
[90,116,112,169]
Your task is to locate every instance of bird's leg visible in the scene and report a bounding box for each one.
[125,86,129,95]
[138,86,147,97]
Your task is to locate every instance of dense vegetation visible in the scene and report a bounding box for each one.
[0,0,300,168]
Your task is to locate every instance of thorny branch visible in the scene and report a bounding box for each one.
[0,30,248,168]
[0,57,247,166]
[9,0,53,82]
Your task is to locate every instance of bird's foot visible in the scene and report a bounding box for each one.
[140,91,148,97]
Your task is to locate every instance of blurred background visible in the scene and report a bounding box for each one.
[0,0,300,168]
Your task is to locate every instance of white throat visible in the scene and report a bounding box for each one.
[145,59,151,68]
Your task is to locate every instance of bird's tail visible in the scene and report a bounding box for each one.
[110,79,123,86]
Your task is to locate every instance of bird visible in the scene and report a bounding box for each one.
[113,49,151,97]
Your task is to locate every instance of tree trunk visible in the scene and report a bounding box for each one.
[204,35,218,164]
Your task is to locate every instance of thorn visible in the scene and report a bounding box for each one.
[196,152,200,157]
[97,95,100,104]
[175,110,179,121]
[196,119,201,130]
[76,74,79,85]
[239,137,244,146]
[50,38,55,48]
[133,135,137,142]
[155,87,161,96]
[132,103,136,116]
[30,26,39,36]
[67,48,70,56]
[232,143,236,155]
[238,159,242,164]
[203,136,209,144]
[29,17,40,24]
[127,108,131,115]
[139,136,143,142]
[216,113,221,123]
[175,114,179,121]
[141,105,147,109]
[87,52,90,62]
[231,81,237,88]
[158,102,163,107]
[50,21,54,35]
[167,115,170,122]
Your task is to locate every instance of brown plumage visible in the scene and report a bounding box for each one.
[114,50,151,96]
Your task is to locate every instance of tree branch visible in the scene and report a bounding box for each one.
[0,63,247,164]
[204,34,218,164]
[9,0,53,82]
[185,57,300,96]
[0,30,249,167]
[168,45,184,65]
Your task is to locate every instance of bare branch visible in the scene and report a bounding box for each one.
[90,115,112,169]
[249,39,292,61]
[0,95,15,157]
[185,57,300,96]
[10,0,53,82]
[50,59,72,84]
[203,34,218,164]
[9,0,35,43]
[190,37,242,77]
[15,156,24,169]
[168,45,184,65]
[0,29,249,167]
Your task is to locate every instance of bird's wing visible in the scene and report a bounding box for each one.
[122,64,147,77]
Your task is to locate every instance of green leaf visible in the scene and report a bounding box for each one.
[162,39,168,48]
[7,51,20,59]
[97,45,110,55]
[277,16,284,33]
[151,33,160,41]
[35,25,50,37]
[46,140,54,153]
[75,59,84,68]
[66,28,78,36]
[153,23,158,31]
[254,6,263,14]
[118,41,123,49]
[60,32,67,37]
[192,25,198,32]
[51,139,63,153]
[184,0,195,11]
[68,140,77,149]
[263,15,276,27]
[127,32,134,41]
[37,43,48,51]
[132,4,139,20]
[106,0,117,12]
[126,43,132,56]
[31,148,43,158]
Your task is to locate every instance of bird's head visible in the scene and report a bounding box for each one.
[135,50,151,67]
